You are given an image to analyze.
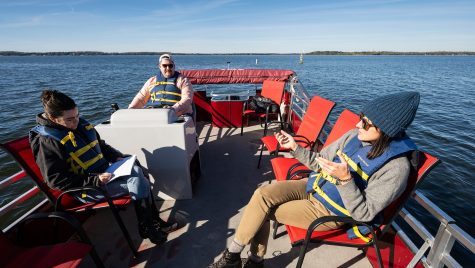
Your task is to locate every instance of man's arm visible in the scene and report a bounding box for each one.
[172,75,193,116]
[129,76,154,108]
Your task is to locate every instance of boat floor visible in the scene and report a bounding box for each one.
[79,123,372,267]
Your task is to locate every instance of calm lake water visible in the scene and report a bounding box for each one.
[0,55,474,263]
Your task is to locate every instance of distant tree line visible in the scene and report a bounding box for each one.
[1,51,474,56]
[306,51,475,56]
[0,51,171,56]
[0,51,284,56]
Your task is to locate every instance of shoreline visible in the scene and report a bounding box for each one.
[1,51,475,56]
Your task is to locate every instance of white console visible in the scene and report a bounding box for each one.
[96,109,200,200]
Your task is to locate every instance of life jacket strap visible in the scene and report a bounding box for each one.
[61,131,77,147]
[352,225,372,242]
[155,81,175,86]
[338,150,370,181]
[68,152,104,170]
[73,141,99,158]
[313,177,351,216]
[151,97,179,103]
[154,90,181,97]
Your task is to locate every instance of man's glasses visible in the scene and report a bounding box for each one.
[359,113,375,130]
[161,64,174,69]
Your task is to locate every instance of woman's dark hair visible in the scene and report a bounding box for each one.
[367,130,391,159]
[41,90,76,118]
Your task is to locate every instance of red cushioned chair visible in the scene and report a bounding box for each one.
[0,136,138,258]
[0,211,104,268]
[270,109,360,182]
[287,151,440,268]
[257,95,336,168]
[241,80,286,136]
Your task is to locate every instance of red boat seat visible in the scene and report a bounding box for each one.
[257,95,336,168]
[2,240,91,268]
[0,211,104,268]
[241,80,286,136]
[289,151,440,268]
[0,136,138,258]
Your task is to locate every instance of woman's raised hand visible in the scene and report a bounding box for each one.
[316,151,352,183]
[275,130,297,151]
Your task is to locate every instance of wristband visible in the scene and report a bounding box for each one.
[336,174,352,185]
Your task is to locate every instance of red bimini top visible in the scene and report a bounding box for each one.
[179,69,295,85]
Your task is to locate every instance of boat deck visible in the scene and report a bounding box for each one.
[79,123,372,267]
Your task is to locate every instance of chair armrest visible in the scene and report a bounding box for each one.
[308,215,371,231]
[305,215,376,244]
[287,169,312,180]
[22,211,81,229]
[286,162,310,180]
[296,215,377,268]
[292,135,312,148]
[17,211,94,245]
[56,186,110,211]
[275,135,311,153]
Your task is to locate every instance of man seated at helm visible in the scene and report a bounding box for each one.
[128,54,193,117]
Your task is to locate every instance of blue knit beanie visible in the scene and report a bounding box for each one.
[361,92,420,137]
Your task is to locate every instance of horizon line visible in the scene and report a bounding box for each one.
[1,50,475,55]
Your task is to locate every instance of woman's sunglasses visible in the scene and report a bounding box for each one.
[359,113,375,130]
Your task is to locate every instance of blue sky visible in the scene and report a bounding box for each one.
[0,0,474,53]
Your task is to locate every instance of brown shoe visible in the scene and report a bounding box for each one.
[208,249,242,268]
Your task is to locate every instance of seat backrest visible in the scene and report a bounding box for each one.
[296,96,336,146]
[381,151,440,226]
[322,109,359,148]
[0,136,77,206]
[260,80,286,105]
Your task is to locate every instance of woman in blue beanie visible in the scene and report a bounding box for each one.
[209,92,420,268]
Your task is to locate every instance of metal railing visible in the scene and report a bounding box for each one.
[0,170,48,232]
[288,76,311,119]
[393,190,475,267]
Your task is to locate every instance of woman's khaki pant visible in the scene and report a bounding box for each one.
[235,179,342,257]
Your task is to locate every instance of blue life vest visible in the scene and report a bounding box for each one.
[306,135,417,241]
[147,71,182,107]
[30,118,109,175]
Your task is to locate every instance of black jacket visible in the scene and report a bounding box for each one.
[29,113,124,190]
